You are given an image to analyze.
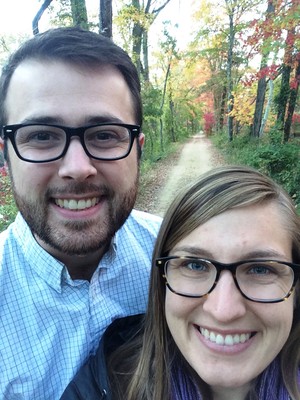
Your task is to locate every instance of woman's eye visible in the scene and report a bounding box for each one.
[184,262,207,271]
[247,264,274,275]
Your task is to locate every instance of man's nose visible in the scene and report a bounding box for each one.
[202,270,247,322]
[58,138,97,180]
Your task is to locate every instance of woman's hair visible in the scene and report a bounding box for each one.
[108,165,300,399]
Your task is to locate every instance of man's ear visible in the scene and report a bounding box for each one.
[139,132,145,149]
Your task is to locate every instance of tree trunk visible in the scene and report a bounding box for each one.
[276,28,295,131]
[226,7,234,141]
[251,0,275,138]
[252,77,267,137]
[219,85,227,132]
[159,63,171,151]
[277,64,292,128]
[142,30,149,82]
[99,0,112,38]
[70,0,88,29]
[283,57,300,142]
[259,79,274,137]
[131,0,171,80]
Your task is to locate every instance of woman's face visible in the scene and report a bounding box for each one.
[165,203,294,397]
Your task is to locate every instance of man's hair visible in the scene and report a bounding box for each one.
[0,27,142,128]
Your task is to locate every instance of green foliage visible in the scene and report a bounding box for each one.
[212,129,300,208]
[0,169,17,232]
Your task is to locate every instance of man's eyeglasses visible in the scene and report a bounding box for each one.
[1,123,141,163]
[156,256,300,303]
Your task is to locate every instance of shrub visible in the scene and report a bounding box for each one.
[212,130,300,209]
[0,167,17,232]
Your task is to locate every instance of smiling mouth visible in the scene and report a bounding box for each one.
[54,197,100,210]
[199,327,254,346]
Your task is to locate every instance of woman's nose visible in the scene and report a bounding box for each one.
[202,270,247,322]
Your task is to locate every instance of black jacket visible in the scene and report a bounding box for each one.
[60,314,144,400]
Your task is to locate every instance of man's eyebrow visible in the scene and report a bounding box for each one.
[21,116,62,125]
[85,116,125,125]
[20,115,126,126]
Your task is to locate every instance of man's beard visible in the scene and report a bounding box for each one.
[11,177,138,257]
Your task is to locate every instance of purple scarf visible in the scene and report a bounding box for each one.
[171,357,294,400]
[256,357,291,400]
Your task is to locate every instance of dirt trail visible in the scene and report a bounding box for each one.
[156,133,216,215]
[136,134,225,216]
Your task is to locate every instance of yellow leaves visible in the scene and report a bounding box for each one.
[115,5,154,30]
[229,86,256,125]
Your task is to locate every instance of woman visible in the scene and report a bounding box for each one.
[61,165,300,400]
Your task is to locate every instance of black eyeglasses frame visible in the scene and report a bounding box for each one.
[1,122,141,163]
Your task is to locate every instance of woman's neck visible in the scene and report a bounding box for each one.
[212,383,251,400]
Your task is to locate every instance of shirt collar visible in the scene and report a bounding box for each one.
[13,213,117,291]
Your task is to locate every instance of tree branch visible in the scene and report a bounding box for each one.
[32,0,53,35]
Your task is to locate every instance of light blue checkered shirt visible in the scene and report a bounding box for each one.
[0,210,161,399]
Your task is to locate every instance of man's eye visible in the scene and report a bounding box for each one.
[19,130,61,144]
[95,131,119,140]
[30,132,52,141]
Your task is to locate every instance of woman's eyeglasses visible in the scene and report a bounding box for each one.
[156,256,300,303]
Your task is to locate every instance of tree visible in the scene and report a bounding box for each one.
[38,0,90,31]
[190,1,228,132]
[223,0,261,140]
[32,0,54,34]
[100,0,112,38]
[251,0,276,138]
[283,54,300,141]
[225,0,235,141]
[70,0,88,28]
[116,0,172,81]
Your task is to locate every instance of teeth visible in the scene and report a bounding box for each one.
[200,328,251,346]
[55,197,98,210]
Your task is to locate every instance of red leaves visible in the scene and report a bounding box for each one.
[203,112,215,135]
[292,113,300,123]
[257,65,280,80]
[0,166,7,177]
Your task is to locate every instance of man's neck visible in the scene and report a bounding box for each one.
[62,251,106,281]
[35,235,108,281]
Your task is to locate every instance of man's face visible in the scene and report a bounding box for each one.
[4,60,144,264]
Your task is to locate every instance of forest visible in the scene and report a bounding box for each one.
[0,0,299,230]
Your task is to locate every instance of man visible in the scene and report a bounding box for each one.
[0,27,161,399]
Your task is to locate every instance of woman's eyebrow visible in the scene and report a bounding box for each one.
[240,249,289,260]
[171,246,288,260]
[171,246,213,258]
